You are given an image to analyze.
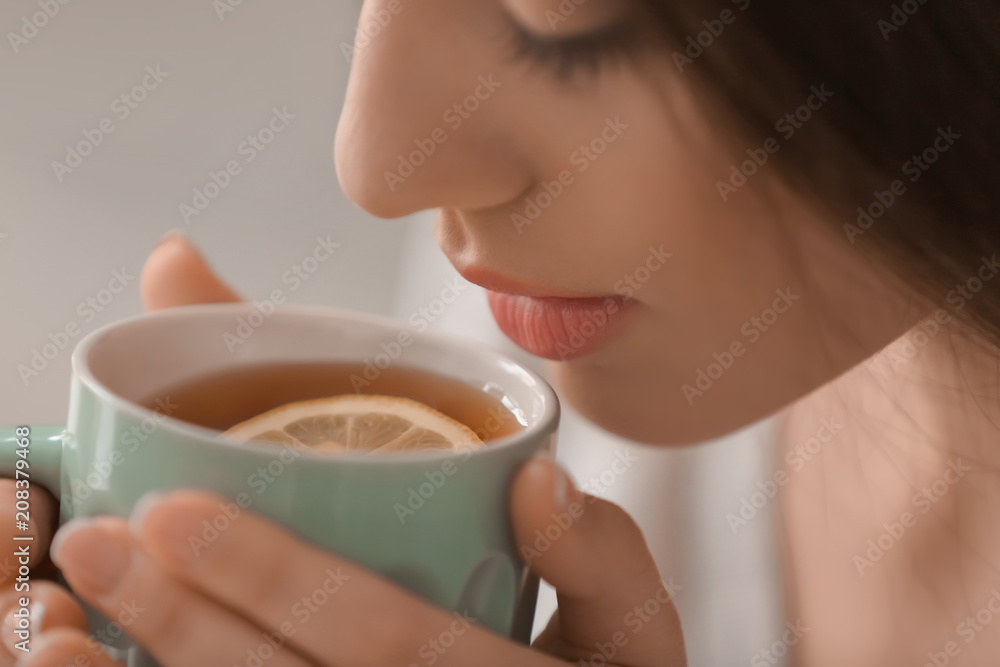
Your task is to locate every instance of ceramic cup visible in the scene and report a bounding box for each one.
[0,303,559,665]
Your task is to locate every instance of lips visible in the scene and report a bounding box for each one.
[485,291,633,361]
[450,261,635,360]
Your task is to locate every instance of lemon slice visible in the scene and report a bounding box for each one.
[221,394,484,455]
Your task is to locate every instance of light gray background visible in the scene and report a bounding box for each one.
[0,1,784,664]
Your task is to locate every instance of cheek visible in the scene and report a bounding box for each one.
[547,284,816,444]
[542,93,821,442]
[533,67,775,294]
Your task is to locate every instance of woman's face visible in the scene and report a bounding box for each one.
[335,0,916,444]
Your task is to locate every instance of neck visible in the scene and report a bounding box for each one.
[778,313,1000,667]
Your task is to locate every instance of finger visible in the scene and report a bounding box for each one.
[0,480,57,585]
[512,456,686,667]
[141,232,242,311]
[131,490,554,667]
[10,627,119,667]
[0,581,87,658]
[49,517,312,667]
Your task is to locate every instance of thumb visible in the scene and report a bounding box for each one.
[511,456,686,667]
[140,232,242,311]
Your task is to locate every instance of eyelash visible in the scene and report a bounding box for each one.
[503,14,643,81]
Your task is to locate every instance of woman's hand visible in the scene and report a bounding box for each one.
[0,233,242,664]
[7,234,686,666]
[31,464,685,666]
[0,481,84,666]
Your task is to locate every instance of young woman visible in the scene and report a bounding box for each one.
[3,1,997,665]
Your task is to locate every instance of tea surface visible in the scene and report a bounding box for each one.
[140,362,523,442]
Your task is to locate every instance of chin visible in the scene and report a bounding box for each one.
[547,360,766,446]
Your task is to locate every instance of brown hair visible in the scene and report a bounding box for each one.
[643,0,1000,335]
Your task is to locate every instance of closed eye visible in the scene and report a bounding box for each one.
[502,11,645,81]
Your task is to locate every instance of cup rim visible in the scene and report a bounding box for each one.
[70,302,559,464]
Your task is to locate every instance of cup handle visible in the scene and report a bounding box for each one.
[0,426,64,497]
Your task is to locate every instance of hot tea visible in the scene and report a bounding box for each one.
[140,361,524,443]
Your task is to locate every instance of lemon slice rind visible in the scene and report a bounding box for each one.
[220,394,484,456]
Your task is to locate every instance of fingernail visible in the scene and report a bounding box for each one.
[2,601,45,654]
[546,459,581,511]
[154,228,189,248]
[50,519,130,597]
[28,602,46,632]
[133,492,231,564]
[553,468,568,508]
[13,631,81,667]
[128,491,166,538]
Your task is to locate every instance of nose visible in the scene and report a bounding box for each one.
[334,1,531,219]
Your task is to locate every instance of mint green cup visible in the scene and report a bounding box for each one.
[0,303,559,664]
